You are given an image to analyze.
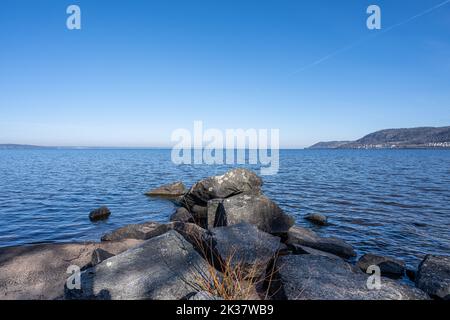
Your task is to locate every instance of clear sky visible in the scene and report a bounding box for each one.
[0,0,449,148]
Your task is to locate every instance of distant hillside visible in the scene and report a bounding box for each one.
[0,144,49,149]
[309,141,352,149]
[309,126,450,149]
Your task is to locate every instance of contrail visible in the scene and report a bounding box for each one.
[291,0,450,74]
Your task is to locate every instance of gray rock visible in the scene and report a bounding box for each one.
[65,231,213,300]
[101,221,171,241]
[416,255,450,300]
[207,194,294,235]
[170,207,194,223]
[274,255,429,300]
[145,181,186,197]
[0,239,143,300]
[182,168,262,209]
[188,291,223,300]
[211,222,281,278]
[304,213,328,226]
[286,226,356,259]
[89,206,111,221]
[167,222,211,254]
[357,254,406,277]
[91,248,114,267]
[289,243,342,260]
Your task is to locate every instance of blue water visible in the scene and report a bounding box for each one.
[0,149,449,269]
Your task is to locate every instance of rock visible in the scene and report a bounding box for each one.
[182,168,262,209]
[273,255,429,300]
[406,268,416,281]
[207,194,294,235]
[304,213,328,226]
[89,206,111,221]
[91,248,115,267]
[188,291,223,300]
[145,181,186,197]
[65,230,214,300]
[170,207,194,223]
[289,243,342,260]
[357,253,406,278]
[0,239,143,300]
[167,222,211,254]
[211,222,281,278]
[101,221,171,241]
[286,226,356,259]
[416,255,450,300]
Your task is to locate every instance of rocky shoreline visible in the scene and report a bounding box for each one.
[0,168,449,300]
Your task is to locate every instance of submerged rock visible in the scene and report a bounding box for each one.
[286,226,356,259]
[416,254,450,300]
[211,222,281,278]
[304,213,328,226]
[207,194,294,235]
[357,253,406,278]
[145,182,186,198]
[65,231,213,300]
[182,168,262,209]
[274,255,429,300]
[89,206,111,221]
[101,221,170,241]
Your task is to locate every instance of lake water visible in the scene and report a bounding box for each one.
[0,149,449,269]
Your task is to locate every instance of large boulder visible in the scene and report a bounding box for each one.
[210,222,281,278]
[357,254,405,278]
[207,194,294,235]
[0,239,143,300]
[145,182,186,198]
[65,231,214,300]
[89,206,111,221]
[101,221,171,241]
[274,255,429,300]
[416,255,450,300]
[286,226,356,259]
[182,168,263,209]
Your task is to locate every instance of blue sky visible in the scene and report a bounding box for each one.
[0,0,449,148]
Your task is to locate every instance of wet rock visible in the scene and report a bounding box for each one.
[207,194,294,235]
[89,206,111,221]
[145,181,186,198]
[65,231,213,300]
[0,239,143,300]
[211,222,281,278]
[91,248,114,267]
[274,254,429,300]
[170,207,194,223]
[286,226,356,259]
[182,168,262,209]
[101,221,171,241]
[416,255,450,300]
[357,253,406,278]
[304,213,328,226]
